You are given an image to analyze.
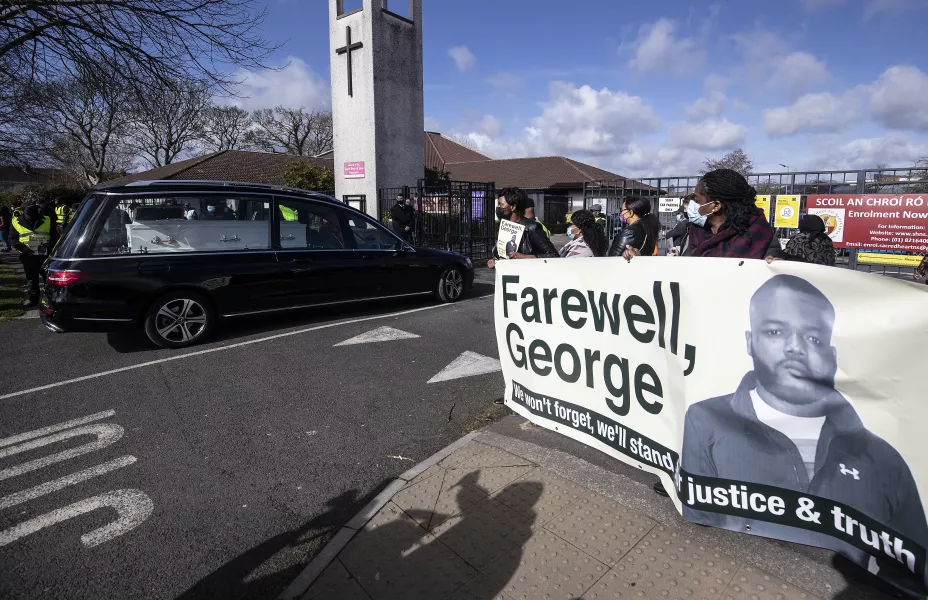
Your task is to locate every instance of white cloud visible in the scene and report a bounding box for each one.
[763,92,861,136]
[812,133,928,169]
[668,119,746,150]
[226,56,330,112]
[611,144,706,178]
[768,52,830,95]
[448,46,476,72]
[628,19,703,75]
[486,72,524,90]
[424,116,441,132]
[864,0,928,20]
[685,91,726,120]
[450,82,661,160]
[869,65,928,131]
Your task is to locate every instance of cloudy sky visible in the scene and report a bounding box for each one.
[243,0,928,177]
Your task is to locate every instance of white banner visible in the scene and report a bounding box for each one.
[495,258,928,594]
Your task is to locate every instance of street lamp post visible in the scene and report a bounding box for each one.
[779,164,791,194]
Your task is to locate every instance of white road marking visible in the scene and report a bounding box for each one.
[333,326,420,346]
[0,455,137,510]
[0,489,154,548]
[427,351,502,384]
[0,410,115,449]
[0,424,124,481]
[0,294,494,402]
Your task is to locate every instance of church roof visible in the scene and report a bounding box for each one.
[445,156,648,191]
[424,132,491,172]
[103,151,335,187]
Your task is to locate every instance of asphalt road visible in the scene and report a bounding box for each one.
[0,280,503,600]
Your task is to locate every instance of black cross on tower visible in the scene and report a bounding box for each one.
[335,26,364,98]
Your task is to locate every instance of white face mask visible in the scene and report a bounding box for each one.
[687,199,709,227]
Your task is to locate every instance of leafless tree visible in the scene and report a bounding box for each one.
[701,148,754,177]
[246,107,333,156]
[0,1,279,164]
[200,106,253,152]
[130,79,211,167]
[25,70,136,185]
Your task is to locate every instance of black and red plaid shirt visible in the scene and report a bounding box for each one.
[684,208,774,259]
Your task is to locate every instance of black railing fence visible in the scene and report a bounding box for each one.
[585,166,928,277]
[378,180,496,261]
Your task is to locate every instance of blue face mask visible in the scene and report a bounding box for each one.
[566,225,576,240]
[687,200,708,227]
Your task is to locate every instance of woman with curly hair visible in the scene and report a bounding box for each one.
[622,169,774,260]
[559,209,608,257]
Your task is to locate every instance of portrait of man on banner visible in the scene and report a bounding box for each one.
[681,274,928,585]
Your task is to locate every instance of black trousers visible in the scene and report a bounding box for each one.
[19,253,45,300]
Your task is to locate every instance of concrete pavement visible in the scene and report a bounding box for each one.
[295,417,900,600]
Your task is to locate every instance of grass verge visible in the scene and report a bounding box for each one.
[0,263,25,321]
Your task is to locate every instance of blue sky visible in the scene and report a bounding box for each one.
[236,0,928,177]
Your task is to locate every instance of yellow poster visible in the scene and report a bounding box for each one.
[755,195,771,221]
[774,195,800,228]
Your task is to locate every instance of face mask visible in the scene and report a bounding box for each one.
[676,214,686,223]
[687,200,708,227]
[207,206,216,213]
[566,226,576,240]
[495,207,509,220]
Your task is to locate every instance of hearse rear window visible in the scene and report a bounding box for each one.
[91,196,272,255]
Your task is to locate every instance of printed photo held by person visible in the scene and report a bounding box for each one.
[559,210,607,258]
[681,274,928,585]
[487,187,558,269]
[608,196,659,258]
[626,169,773,261]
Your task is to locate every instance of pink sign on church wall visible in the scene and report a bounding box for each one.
[344,161,366,179]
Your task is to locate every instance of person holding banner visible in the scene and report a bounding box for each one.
[487,187,558,269]
[622,169,773,261]
[558,210,607,258]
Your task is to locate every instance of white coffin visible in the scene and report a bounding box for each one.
[127,220,279,253]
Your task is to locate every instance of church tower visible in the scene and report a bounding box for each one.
[328,0,425,217]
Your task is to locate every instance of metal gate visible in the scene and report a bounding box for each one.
[378,180,496,261]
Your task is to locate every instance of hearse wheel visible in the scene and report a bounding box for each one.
[144,291,214,349]
[437,267,464,303]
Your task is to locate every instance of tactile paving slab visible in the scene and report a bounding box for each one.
[492,468,592,527]
[339,501,476,600]
[438,442,494,469]
[544,494,655,565]
[443,464,537,500]
[581,569,659,600]
[723,565,822,600]
[392,469,446,528]
[482,530,609,600]
[401,463,444,489]
[615,524,740,600]
[431,496,536,571]
[451,444,536,470]
[301,559,369,600]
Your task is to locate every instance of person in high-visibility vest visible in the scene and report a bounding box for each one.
[12,203,51,306]
[523,198,551,238]
[590,203,608,234]
[54,199,71,235]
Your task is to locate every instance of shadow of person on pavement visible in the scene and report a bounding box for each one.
[338,471,544,600]
[173,484,388,600]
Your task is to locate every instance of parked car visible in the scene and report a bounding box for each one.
[40,181,474,348]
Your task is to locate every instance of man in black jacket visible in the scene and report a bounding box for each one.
[487,187,558,269]
[390,195,413,242]
[682,274,927,587]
